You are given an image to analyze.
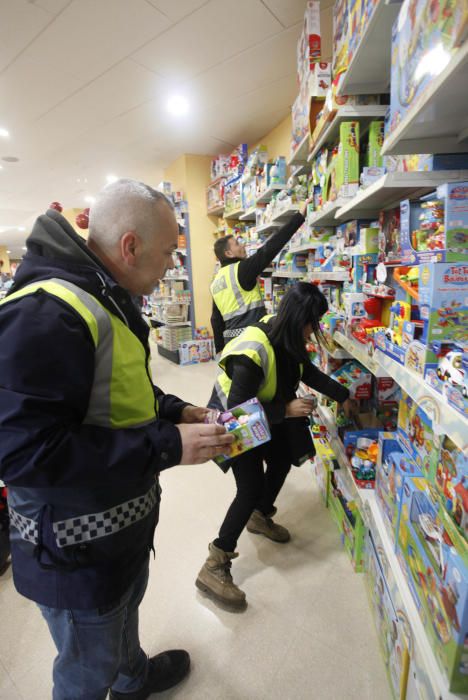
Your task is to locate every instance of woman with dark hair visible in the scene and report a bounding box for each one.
[196,282,353,610]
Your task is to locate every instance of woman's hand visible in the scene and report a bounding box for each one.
[300,197,312,218]
[285,398,315,418]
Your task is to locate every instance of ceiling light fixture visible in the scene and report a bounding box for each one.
[106,174,119,185]
[84,195,96,204]
[22,246,27,251]
[6,249,11,254]
[166,95,189,117]
[17,226,26,231]
[0,128,10,139]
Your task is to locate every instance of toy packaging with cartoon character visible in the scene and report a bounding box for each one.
[205,398,271,465]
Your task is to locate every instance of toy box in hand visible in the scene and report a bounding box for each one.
[375,433,422,542]
[178,339,214,366]
[206,398,271,465]
[434,436,468,542]
[397,392,437,479]
[400,183,468,265]
[397,477,468,693]
[365,531,411,699]
[388,0,468,138]
[331,360,372,399]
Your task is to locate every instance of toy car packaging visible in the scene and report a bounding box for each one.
[205,398,271,465]
[330,360,372,400]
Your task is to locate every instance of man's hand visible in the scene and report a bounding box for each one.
[177,423,234,464]
[180,405,210,424]
[285,398,315,418]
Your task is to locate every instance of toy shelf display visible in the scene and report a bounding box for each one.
[281,2,468,698]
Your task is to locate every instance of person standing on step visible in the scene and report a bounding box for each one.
[197,283,355,611]
[210,199,310,354]
[0,179,233,700]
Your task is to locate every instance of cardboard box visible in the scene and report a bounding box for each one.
[178,339,214,365]
[207,398,271,465]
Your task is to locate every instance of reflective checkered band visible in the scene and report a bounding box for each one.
[223,327,245,339]
[53,483,159,548]
[9,507,38,545]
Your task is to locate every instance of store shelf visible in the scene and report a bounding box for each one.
[333,331,389,377]
[256,221,282,235]
[256,184,287,204]
[289,241,324,254]
[366,497,461,700]
[382,41,468,155]
[239,207,256,221]
[151,318,191,327]
[271,270,305,279]
[327,344,352,360]
[261,267,274,274]
[374,350,467,452]
[307,199,348,227]
[291,162,311,176]
[335,170,468,221]
[287,134,310,166]
[308,105,388,162]
[309,270,350,282]
[207,204,225,217]
[224,208,245,220]
[157,344,180,364]
[272,205,301,222]
[337,0,401,95]
[163,275,189,281]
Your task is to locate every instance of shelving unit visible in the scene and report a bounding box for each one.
[256,184,287,204]
[308,105,388,162]
[307,199,347,227]
[163,275,189,282]
[271,205,301,222]
[239,208,256,221]
[335,170,468,221]
[309,270,349,282]
[224,208,245,220]
[333,332,389,377]
[207,204,225,216]
[256,221,281,235]
[289,240,324,254]
[287,134,310,167]
[337,0,401,95]
[382,42,468,155]
[271,270,304,279]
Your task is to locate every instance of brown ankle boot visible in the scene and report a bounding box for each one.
[195,543,247,611]
[246,509,291,543]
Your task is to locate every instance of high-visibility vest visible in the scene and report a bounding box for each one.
[210,262,265,332]
[214,320,277,409]
[0,278,157,428]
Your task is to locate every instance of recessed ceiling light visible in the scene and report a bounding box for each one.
[17,226,25,231]
[0,165,3,170]
[6,249,11,254]
[166,95,189,117]
[1,156,19,162]
[84,195,96,204]
[0,128,10,139]
[106,174,118,184]
[22,246,27,251]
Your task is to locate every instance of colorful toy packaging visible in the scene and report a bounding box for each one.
[400,183,468,265]
[366,531,411,699]
[331,360,372,399]
[375,433,422,542]
[324,122,360,201]
[397,477,468,693]
[344,429,382,488]
[397,392,436,479]
[364,120,384,168]
[205,398,271,465]
[296,0,322,85]
[329,467,366,571]
[378,206,401,264]
[178,339,214,366]
[388,0,468,138]
[434,436,468,541]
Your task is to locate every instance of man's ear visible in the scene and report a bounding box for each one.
[120,231,138,266]
[225,248,234,259]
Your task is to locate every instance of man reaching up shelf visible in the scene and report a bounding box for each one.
[210,200,309,353]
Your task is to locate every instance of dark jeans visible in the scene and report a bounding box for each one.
[215,425,292,552]
[38,560,150,700]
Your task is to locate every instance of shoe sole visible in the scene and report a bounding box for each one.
[195,579,247,612]
[246,526,290,543]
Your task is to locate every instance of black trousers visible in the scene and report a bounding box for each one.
[214,424,292,552]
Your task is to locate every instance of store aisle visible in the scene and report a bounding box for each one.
[0,349,391,700]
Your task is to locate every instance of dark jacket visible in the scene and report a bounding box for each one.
[209,318,349,469]
[211,212,305,352]
[0,210,189,609]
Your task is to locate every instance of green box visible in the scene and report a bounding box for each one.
[324,121,360,202]
[328,470,366,572]
[366,120,384,168]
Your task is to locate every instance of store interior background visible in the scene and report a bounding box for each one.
[0,0,334,327]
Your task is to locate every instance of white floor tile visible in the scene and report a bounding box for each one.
[0,350,391,699]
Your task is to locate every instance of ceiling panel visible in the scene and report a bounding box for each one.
[262,0,308,27]
[132,0,283,81]
[145,0,209,22]
[32,0,72,15]
[0,0,52,72]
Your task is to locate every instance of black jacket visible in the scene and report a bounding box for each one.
[0,210,189,608]
[211,212,305,352]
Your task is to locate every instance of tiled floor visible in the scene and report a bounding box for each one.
[0,349,391,700]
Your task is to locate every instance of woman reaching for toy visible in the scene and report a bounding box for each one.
[196,282,355,610]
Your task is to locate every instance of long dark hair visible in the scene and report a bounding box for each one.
[269,282,328,362]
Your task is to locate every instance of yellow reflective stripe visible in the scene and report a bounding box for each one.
[211,262,264,322]
[0,281,99,346]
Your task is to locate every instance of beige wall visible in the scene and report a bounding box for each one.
[0,246,11,273]
[163,114,294,329]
